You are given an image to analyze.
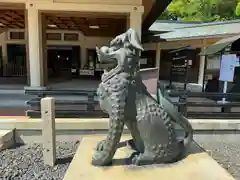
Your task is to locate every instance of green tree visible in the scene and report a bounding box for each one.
[160,0,239,22]
[236,0,240,16]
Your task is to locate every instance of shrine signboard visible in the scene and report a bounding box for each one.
[169,50,188,83]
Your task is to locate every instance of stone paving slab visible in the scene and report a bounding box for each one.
[63,136,235,180]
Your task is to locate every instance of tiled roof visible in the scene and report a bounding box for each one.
[149,20,201,32]
[153,20,240,40]
[200,35,240,55]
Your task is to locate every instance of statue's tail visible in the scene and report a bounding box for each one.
[158,86,193,147]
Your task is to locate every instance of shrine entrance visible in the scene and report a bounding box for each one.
[47,45,81,82]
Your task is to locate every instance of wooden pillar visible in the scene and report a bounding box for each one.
[156,43,161,78]
[198,40,207,85]
[129,11,142,40]
[25,10,30,85]
[26,4,45,87]
[41,14,48,85]
[81,47,87,68]
[1,42,7,76]
[126,16,130,30]
[156,43,161,67]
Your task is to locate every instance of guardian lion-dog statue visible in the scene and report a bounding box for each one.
[92,28,193,166]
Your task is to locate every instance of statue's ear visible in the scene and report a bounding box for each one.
[127,28,144,51]
[96,46,99,52]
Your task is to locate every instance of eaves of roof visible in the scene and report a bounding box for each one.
[153,20,240,41]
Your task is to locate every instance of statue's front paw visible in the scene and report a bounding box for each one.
[132,154,140,165]
[92,151,112,166]
[132,153,155,166]
[96,139,106,151]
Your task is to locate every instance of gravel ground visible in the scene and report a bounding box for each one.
[0,135,240,180]
[0,141,80,180]
[194,134,240,180]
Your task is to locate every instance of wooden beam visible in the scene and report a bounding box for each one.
[27,3,144,13]
[0,2,25,9]
[44,12,126,19]
[142,0,154,19]
[0,18,19,28]
[41,11,125,37]
[2,12,24,28]
[14,21,24,28]
[5,11,24,21]
[2,14,15,21]
[0,18,9,25]
[142,0,172,32]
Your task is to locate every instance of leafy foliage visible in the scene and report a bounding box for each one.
[160,0,239,22]
[236,0,240,16]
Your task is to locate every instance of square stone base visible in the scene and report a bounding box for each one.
[63,136,235,180]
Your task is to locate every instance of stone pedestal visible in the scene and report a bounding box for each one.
[63,136,235,180]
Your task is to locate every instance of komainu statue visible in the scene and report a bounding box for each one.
[92,28,193,166]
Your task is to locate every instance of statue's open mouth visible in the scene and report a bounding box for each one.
[96,46,118,72]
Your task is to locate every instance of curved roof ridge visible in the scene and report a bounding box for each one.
[174,19,240,29]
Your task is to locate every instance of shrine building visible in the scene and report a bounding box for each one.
[0,0,239,90]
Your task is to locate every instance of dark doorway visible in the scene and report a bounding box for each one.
[6,44,27,77]
[47,45,80,80]
[72,45,81,76]
[140,50,156,69]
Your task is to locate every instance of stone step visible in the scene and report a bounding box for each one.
[0,129,15,151]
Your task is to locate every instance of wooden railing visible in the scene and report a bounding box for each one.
[25,89,108,118]
[26,82,240,119]
[3,63,27,77]
[157,82,240,119]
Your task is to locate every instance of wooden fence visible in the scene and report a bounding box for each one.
[157,82,240,119]
[25,89,107,118]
